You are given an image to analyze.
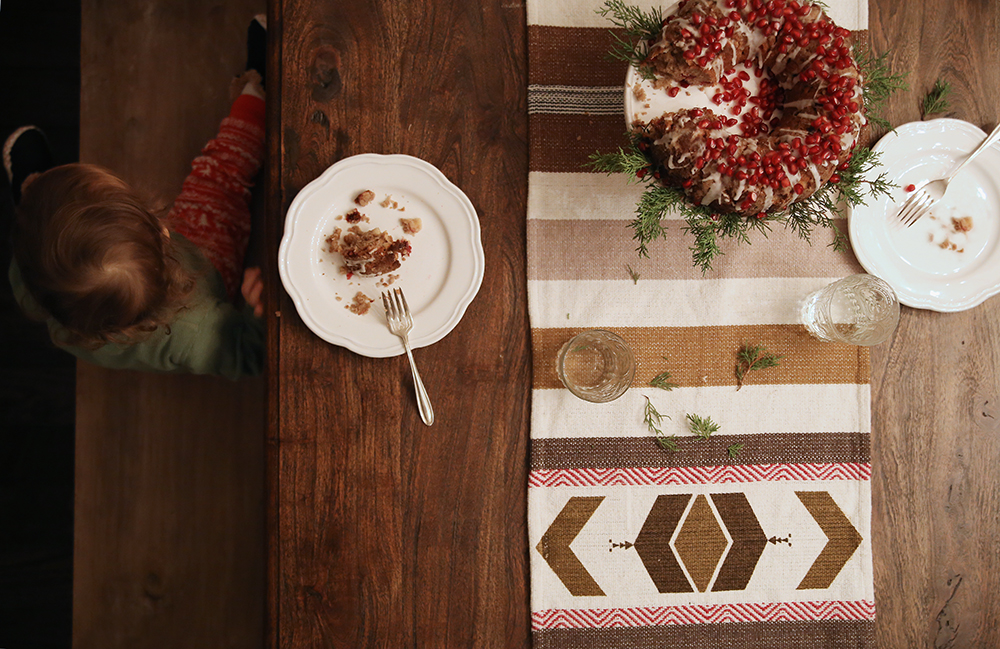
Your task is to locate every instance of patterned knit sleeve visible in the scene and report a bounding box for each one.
[167,94,266,301]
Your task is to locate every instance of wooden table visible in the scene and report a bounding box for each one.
[264,0,1000,647]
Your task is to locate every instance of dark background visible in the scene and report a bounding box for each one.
[0,0,80,647]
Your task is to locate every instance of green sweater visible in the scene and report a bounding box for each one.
[9,232,264,380]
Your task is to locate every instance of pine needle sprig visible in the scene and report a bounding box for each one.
[922,78,952,117]
[633,184,692,257]
[644,396,679,451]
[686,413,720,440]
[854,46,908,130]
[643,396,668,435]
[595,0,662,78]
[735,343,783,390]
[649,358,679,390]
[626,264,640,283]
[727,443,744,458]
[831,146,895,207]
[656,433,680,452]
[588,144,650,179]
[591,137,896,270]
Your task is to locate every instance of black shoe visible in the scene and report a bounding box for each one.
[3,126,53,205]
[246,15,266,88]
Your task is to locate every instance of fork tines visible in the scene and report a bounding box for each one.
[381,287,412,326]
[897,192,932,227]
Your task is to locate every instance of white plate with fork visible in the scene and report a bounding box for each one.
[849,119,1000,312]
[278,154,485,357]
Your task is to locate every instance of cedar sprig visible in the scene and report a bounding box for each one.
[735,343,783,390]
[644,396,678,451]
[922,78,952,117]
[595,0,662,78]
[854,46,908,130]
[588,143,651,180]
[686,413,720,440]
[727,443,744,458]
[626,264,640,283]
[781,146,895,250]
[649,358,678,390]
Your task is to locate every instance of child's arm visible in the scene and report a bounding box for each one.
[167,92,266,302]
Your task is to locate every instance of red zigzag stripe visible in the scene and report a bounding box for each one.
[528,463,871,487]
[531,600,876,630]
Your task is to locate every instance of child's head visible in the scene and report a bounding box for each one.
[12,164,195,347]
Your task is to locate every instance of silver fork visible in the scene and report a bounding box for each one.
[381,288,434,426]
[896,121,1000,227]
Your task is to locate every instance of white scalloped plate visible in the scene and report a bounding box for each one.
[848,119,1000,312]
[278,154,484,357]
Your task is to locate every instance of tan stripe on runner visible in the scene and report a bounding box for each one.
[529,26,628,87]
[531,432,871,469]
[532,325,870,389]
[528,218,863,280]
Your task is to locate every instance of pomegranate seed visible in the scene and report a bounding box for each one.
[905,183,915,192]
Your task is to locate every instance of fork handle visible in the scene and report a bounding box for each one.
[403,342,434,426]
[951,121,1000,179]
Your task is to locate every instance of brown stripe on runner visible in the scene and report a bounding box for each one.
[533,325,870,389]
[532,619,874,649]
[528,218,862,280]
[530,432,871,470]
[530,113,629,173]
[528,26,628,87]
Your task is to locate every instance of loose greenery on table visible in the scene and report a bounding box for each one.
[735,343,783,390]
[649,358,679,391]
[644,396,678,451]
[922,78,952,118]
[686,413,721,440]
[590,0,907,272]
[626,264,640,283]
[727,442,744,458]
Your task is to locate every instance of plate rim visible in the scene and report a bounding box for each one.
[848,118,1000,313]
[278,153,485,357]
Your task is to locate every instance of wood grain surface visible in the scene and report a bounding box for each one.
[265,0,530,647]
[267,1,1000,649]
[77,2,265,647]
[869,2,1000,647]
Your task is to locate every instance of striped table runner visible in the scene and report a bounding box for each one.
[526,1,875,647]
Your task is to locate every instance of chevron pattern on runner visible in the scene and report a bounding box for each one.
[531,599,877,630]
[529,463,872,487]
[538,489,864,597]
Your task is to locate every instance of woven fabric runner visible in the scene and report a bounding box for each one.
[526,1,874,647]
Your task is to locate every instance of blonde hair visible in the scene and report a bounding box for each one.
[12,164,196,348]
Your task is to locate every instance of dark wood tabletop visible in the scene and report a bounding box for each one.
[264,0,1000,647]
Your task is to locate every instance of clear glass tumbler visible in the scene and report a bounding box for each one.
[800,274,900,346]
[556,329,636,403]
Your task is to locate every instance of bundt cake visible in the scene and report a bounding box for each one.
[632,0,865,217]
